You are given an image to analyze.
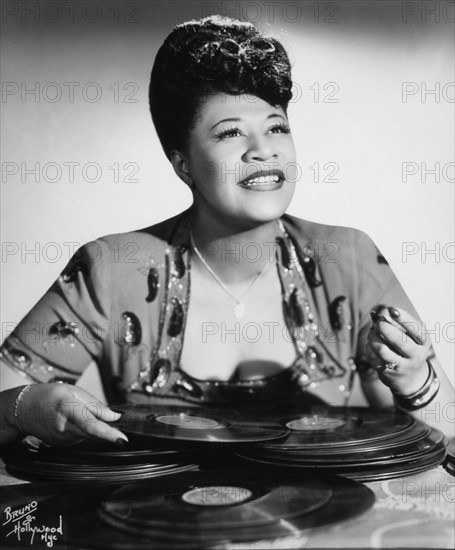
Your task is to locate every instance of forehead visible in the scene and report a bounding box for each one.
[197,93,286,126]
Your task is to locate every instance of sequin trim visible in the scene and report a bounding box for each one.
[129,216,356,403]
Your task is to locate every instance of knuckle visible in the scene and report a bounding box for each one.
[55,419,67,434]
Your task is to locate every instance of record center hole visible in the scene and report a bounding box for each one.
[181,486,252,506]
[155,414,222,430]
[286,415,346,431]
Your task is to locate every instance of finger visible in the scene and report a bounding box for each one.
[70,406,128,445]
[53,423,89,446]
[368,332,404,368]
[387,307,427,345]
[369,321,409,358]
[37,421,89,448]
[62,387,122,424]
[78,401,121,423]
[370,308,404,334]
[372,319,414,358]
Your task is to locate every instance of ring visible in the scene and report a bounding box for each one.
[384,361,400,371]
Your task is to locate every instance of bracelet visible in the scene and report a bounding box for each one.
[14,385,32,434]
[393,360,440,412]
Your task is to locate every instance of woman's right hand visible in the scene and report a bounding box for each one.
[15,383,128,447]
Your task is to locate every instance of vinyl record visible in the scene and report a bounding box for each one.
[112,404,289,443]
[5,460,199,483]
[344,445,447,482]
[0,470,375,549]
[237,433,447,482]
[3,435,200,484]
[263,407,415,449]
[443,438,455,476]
[244,427,445,466]
[445,438,455,463]
[98,469,375,545]
[18,434,198,463]
[264,420,431,455]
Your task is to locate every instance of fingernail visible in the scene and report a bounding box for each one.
[370,311,379,322]
[388,307,400,319]
[378,314,394,325]
[116,438,128,447]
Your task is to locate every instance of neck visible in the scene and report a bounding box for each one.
[189,208,280,284]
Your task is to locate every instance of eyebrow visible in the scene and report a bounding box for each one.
[210,113,285,131]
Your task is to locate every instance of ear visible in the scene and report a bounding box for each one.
[170,150,193,188]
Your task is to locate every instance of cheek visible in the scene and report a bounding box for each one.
[188,149,211,183]
[283,136,297,159]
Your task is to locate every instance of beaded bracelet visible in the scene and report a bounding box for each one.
[14,384,32,434]
[393,360,440,412]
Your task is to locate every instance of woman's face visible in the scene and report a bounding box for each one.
[185,93,297,229]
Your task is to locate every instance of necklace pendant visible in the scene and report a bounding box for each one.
[234,302,246,319]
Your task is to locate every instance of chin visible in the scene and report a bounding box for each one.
[238,204,290,226]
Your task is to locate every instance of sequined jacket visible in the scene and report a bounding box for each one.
[0,209,419,407]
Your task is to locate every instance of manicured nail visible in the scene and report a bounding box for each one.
[370,311,379,322]
[116,438,128,447]
[388,307,400,319]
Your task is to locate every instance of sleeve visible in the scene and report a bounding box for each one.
[353,229,422,373]
[0,239,112,384]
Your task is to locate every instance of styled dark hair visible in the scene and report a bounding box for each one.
[149,15,293,160]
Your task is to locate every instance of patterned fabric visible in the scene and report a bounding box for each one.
[0,208,420,406]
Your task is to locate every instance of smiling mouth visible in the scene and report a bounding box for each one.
[237,170,285,191]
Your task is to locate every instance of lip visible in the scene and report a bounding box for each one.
[237,169,285,192]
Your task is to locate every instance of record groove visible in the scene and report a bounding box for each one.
[97,469,374,545]
[112,404,289,443]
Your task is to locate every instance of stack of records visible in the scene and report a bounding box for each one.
[3,435,200,483]
[3,405,289,484]
[237,407,447,482]
[444,438,455,476]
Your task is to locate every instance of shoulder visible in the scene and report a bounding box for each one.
[99,209,188,248]
[76,210,190,266]
[282,213,377,258]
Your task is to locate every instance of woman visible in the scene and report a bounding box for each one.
[0,15,453,447]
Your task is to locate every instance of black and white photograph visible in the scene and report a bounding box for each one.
[1,1,454,548]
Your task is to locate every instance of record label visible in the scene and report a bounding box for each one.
[112,404,289,443]
[181,486,253,506]
[155,414,224,430]
[266,407,415,448]
[286,416,346,431]
[97,469,375,545]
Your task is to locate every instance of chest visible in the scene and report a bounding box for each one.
[180,265,297,381]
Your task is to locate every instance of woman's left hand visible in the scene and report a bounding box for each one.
[366,306,431,396]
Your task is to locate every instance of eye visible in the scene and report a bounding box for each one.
[269,122,291,134]
[213,127,244,140]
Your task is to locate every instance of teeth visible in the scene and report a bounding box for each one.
[242,175,280,185]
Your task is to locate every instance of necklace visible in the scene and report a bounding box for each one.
[190,231,271,319]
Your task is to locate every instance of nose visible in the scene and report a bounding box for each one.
[242,133,277,163]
